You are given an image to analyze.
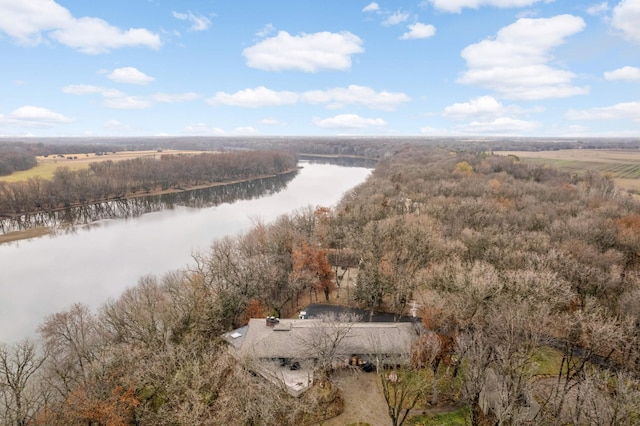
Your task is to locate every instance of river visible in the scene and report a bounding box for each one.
[0,161,371,343]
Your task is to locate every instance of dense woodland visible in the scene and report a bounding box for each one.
[0,150,296,215]
[2,143,640,425]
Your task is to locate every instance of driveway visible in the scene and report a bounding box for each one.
[322,368,391,426]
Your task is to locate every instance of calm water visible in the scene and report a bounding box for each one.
[0,162,371,343]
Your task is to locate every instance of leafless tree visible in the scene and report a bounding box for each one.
[0,339,47,426]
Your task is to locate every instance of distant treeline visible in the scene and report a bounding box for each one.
[3,137,640,168]
[0,142,38,176]
[0,150,297,215]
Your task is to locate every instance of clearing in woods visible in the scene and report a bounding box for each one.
[498,149,640,193]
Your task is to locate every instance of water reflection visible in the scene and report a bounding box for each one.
[0,162,371,342]
[0,170,297,236]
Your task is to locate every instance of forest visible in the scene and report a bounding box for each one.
[2,142,640,425]
[0,150,297,215]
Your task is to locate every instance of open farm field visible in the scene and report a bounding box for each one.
[499,149,640,193]
[0,149,205,183]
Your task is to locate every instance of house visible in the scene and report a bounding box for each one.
[224,317,418,396]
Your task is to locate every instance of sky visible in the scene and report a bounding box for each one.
[0,0,639,138]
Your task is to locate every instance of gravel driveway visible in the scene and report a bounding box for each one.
[321,368,391,426]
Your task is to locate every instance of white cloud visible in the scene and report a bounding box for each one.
[300,85,410,110]
[256,23,276,38]
[103,96,152,110]
[363,2,380,12]
[206,85,409,110]
[172,11,212,32]
[383,12,411,26]
[428,0,549,13]
[604,66,640,81]
[459,15,589,100]
[443,96,506,119]
[243,31,364,72]
[0,106,72,128]
[51,18,161,54]
[183,123,226,135]
[612,0,640,43]
[587,2,610,15]
[207,87,299,108]
[234,126,257,135]
[152,92,200,103]
[313,114,387,129]
[0,0,161,53]
[63,84,197,109]
[400,23,436,40]
[62,84,111,96]
[566,101,640,121]
[107,67,154,85]
[455,117,539,134]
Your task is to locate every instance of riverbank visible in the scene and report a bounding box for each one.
[0,168,299,244]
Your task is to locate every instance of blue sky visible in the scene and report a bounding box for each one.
[0,0,639,137]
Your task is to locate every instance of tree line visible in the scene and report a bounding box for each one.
[0,150,297,215]
[2,144,640,424]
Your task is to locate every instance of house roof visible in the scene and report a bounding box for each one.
[225,318,418,360]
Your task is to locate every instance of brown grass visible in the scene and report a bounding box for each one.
[498,149,640,193]
[0,149,206,183]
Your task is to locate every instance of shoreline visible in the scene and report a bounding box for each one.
[0,167,299,244]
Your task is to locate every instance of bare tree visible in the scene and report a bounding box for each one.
[297,313,360,380]
[38,303,100,399]
[0,340,47,426]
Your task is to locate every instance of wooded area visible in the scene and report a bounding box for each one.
[2,142,640,425]
[0,150,297,215]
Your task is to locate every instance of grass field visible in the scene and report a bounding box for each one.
[0,150,204,183]
[498,149,640,193]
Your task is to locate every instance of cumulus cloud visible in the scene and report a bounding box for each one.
[458,14,589,100]
[604,66,640,81]
[443,96,507,119]
[107,67,154,85]
[428,0,549,13]
[363,2,380,12]
[0,0,161,53]
[587,2,610,15]
[243,31,364,72]
[566,101,640,121]
[300,85,410,110]
[206,85,409,110]
[455,117,539,134]
[400,22,436,40]
[62,84,197,109]
[313,114,387,129]
[0,106,72,128]
[172,11,211,32]
[207,87,299,108]
[383,11,411,26]
[612,0,640,43]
